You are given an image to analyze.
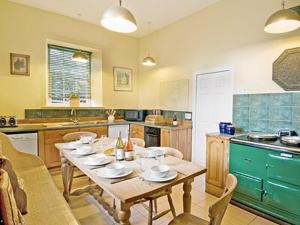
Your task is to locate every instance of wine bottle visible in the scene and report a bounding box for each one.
[172,113,178,126]
[116,131,125,161]
[125,134,134,161]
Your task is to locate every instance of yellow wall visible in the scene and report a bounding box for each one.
[138,0,300,111]
[0,0,139,118]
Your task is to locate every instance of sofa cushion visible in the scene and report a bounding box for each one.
[17,165,79,225]
[0,169,24,225]
[0,156,27,214]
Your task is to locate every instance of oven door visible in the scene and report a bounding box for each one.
[144,133,161,147]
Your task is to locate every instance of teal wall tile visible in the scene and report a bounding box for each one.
[233,118,249,132]
[292,92,300,106]
[233,95,249,107]
[292,107,300,122]
[249,120,268,132]
[269,106,292,121]
[249,107,268,120]
[249,94,270,107]
[269,93,292,106]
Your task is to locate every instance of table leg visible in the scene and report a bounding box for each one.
[60,151,74,201]
[117,202,132,225]
[183,179,193,213]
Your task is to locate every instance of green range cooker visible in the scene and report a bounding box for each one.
[230,134,300,225]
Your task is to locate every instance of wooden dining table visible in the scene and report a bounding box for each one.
[55,142,206,225]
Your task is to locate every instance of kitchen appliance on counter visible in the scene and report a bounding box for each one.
[124,110,146,122]
[247,133,278,141]
[144,126,161,147]
[0,116,17,127]
[7,132,38,155]
[145,115,164,125]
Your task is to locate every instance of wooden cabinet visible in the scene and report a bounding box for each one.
[160,128,192,161]
[130,124,144,139]
[39,126,108,168]
[205,134,230,197]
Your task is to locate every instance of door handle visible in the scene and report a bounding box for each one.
[243,158,252,163]
[280,153,293,158]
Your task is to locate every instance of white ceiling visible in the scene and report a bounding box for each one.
[9,0,219,37]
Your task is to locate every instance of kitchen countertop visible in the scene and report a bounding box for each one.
[0,120,192,133]
[231,134,300,155]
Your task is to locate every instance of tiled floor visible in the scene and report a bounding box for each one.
[50,169,278,225]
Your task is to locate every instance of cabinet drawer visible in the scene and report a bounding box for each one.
[230,144,265,177]
[265,181,300,216]
[234,172,263,201]
[44,128,79,141]
[267,153,300,187]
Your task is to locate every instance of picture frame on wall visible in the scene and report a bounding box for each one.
[113,67,132,91]
[10,53,30,76]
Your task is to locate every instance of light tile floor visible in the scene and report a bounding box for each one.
[50,169,278,225]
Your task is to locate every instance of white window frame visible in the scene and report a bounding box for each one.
[45,39,103,107]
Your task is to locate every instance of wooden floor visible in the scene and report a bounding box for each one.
[50,169,278,225]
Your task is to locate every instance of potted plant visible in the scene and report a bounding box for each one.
[68,82,81,107]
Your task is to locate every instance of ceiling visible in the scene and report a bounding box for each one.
[9,0,219,38]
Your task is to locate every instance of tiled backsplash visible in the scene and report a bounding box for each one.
[233,93,300,134]
[25,108,191,120]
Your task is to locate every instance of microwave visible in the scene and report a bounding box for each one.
[124,110,147,121]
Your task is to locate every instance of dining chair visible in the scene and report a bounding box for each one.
[135,147,184,225]
[62,131,97,142]
[130,138,145,147]
[168,174,238,225]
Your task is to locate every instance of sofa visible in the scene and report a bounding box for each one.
[0,132,79,225]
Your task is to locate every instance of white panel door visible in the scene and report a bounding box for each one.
[193,70,233,166]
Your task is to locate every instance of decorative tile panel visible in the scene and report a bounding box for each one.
[233,93,300,134]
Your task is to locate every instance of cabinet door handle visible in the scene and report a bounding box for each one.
[280,153,293,158]
[244,158,252,163]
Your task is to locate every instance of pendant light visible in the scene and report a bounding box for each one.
[142,22,157,66]
[101,0,137,33]
[72,51,88,63]
[264,0,300,34]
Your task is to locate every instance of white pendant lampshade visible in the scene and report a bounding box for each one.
[72,51,88,62]
[101,0,137,33]
[142,56,156,66]
[264,1,300,34]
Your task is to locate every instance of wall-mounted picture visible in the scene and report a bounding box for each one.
[113,67,132,91]
[10,53,30,76]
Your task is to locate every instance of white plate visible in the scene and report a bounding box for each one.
[96,168,133,179]
[83,155,112,166]
[63,141,82,150]
[142,169,177,182]
[71,149,96,157]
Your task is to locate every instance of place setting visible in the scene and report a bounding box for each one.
[140,164,178,183]
[95,162,138,184]
[82,153,113,169]
[70,146,97,157]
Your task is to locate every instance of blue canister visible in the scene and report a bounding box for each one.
[226,125,235,135]
[219,122,232,134]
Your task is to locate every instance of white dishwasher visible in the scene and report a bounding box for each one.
[108,125,129,139]
[7,132,38,156]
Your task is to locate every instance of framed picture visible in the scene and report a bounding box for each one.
[10,53,30,76]
[113,67,132,91]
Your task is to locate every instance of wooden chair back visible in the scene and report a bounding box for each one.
[208,174,237,225]
[63,132,97,142]
[163,147,183,159]
[130,138,145,147]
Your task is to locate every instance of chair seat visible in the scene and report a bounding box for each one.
[169,213,209,225]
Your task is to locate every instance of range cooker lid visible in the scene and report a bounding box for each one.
[280,136,300,147]
[247,133,278,141]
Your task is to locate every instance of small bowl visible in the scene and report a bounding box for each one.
[87,154,106,163]
[80,136,94,144]
[105,163,125,176]
[77,146,92,153]
[150,165,170,178]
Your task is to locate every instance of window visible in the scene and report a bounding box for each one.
[48,44,92,104]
